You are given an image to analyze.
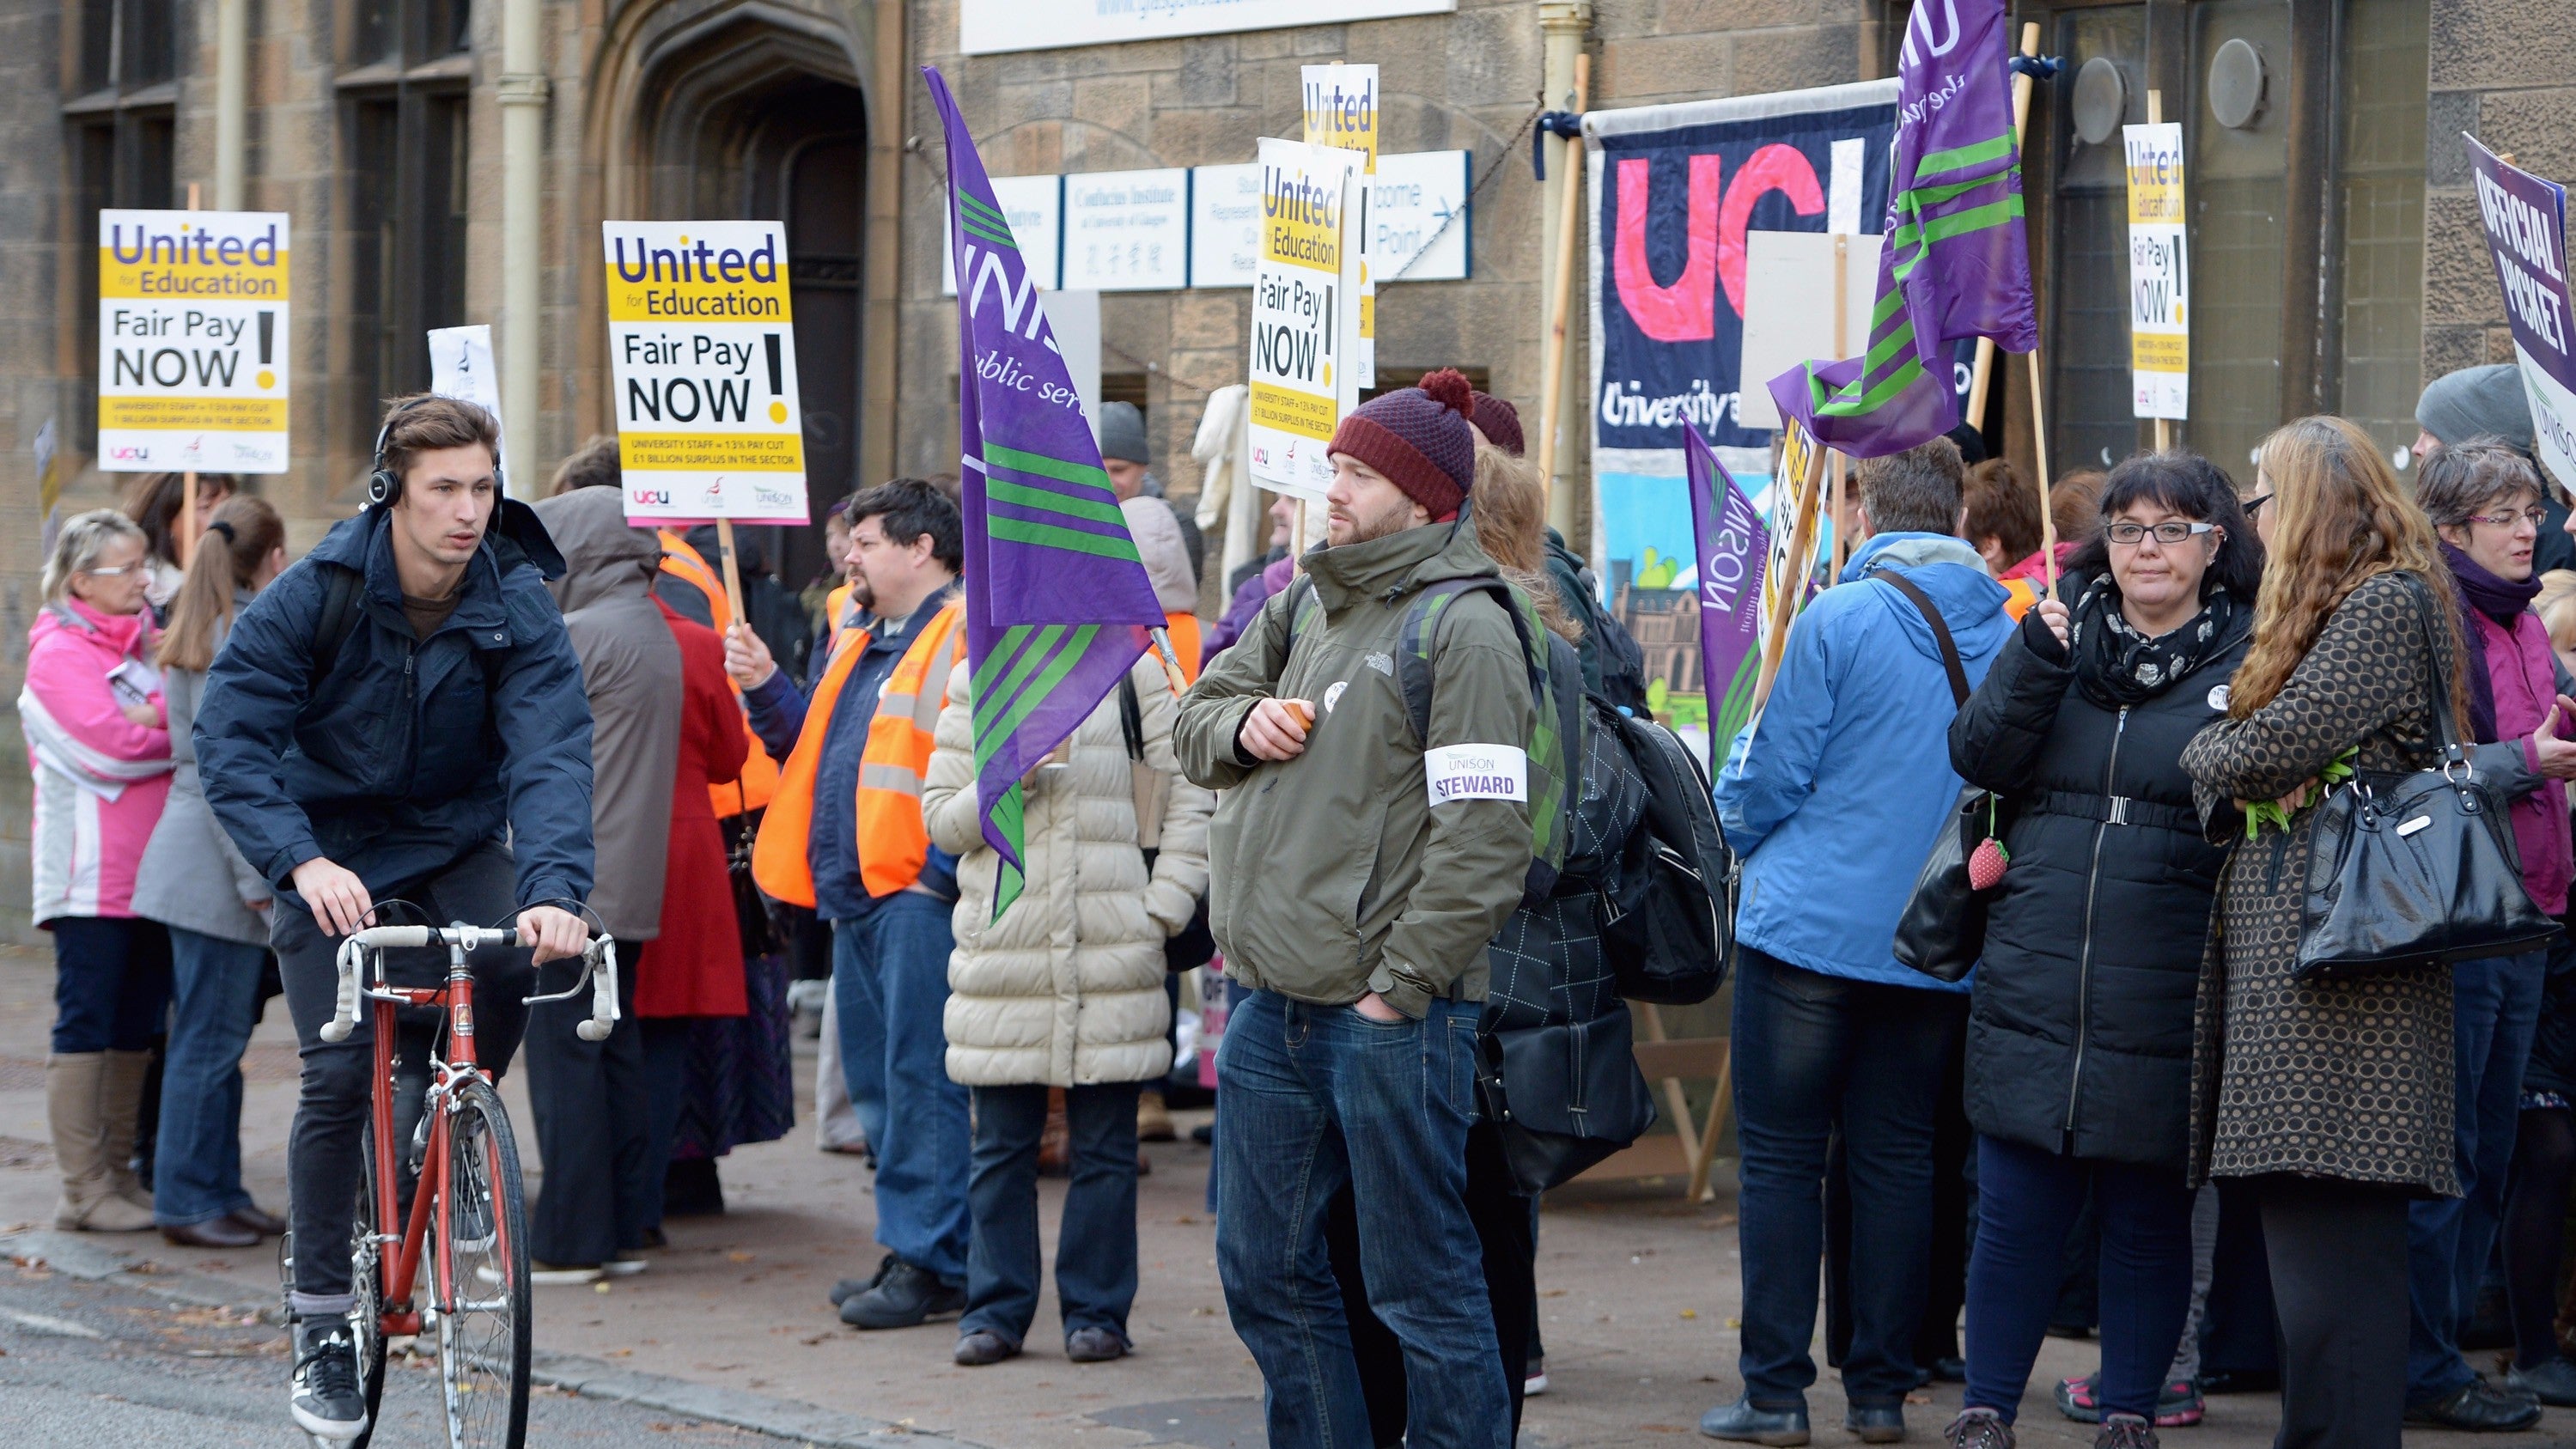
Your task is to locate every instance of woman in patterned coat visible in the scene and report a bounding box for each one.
[2177,415,2468,1449]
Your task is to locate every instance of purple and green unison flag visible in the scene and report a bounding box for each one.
[1767,0,2037,458]
[1684,424,1769,750]
[927,66,1166,917]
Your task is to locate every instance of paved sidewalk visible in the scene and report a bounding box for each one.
[5,945,2576,1446]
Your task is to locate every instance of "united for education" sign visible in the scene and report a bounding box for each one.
[602,220,808,525]
[96,209,291,473]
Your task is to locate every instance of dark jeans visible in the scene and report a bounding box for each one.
[276,844,533,1308]
[524,957,649,1266]
[2407,948,2543,1403]
[963,1081,1142,1345]
[1962,1135,2195,1423]
[2262,1173,2409,1449]
[1731,946,1963,1409]
[51,916,172,1053]
[1215,990,1508,1449]
[2505,1106,2575,1371]
[1331,1120,1537,1447]
[832,892,967,1281]
[152,927,265,1227]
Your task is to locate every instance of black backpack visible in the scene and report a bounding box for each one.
[1596,708,1733,1006]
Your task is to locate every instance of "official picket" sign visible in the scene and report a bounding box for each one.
[96,209,291,474]
[603,220,808,525]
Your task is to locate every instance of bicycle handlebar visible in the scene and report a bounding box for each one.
[317,924,618,1044]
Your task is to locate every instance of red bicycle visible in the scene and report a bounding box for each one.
[287,917,618,1449]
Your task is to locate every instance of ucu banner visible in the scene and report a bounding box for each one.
[1590,86,1897,456]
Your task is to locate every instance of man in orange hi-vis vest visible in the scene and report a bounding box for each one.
[722,478,972,1333]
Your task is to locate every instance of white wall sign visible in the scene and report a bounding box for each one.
[426,324,504,475]
[96,209,290,473]
[1190,163,1262,289]
[1061,168,1191,292]
[1247,137,1363,500]
[1370,151,1471,283]
[601,219,807,525]
[944,174,1062,295]
[960,0,1455,56]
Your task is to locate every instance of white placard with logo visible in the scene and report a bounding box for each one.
[95,209,291,473]
[2123,122,2189,421]
[601,219,807,525]
[959,0,1454,55]
[1304,65,1376,387]
[426,324,504,474]
[1061,169,1191,292]
[1246,137,1364,500]
[1370,151,1471,283]
[944,174,1062,295]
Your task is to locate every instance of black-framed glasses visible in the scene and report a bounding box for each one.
[2105,521,2217,546]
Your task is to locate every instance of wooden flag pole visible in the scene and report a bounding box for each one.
[2147,88,2173,455]
[1830,233,1852,576]
[1751,439,1829,712]
[1148,626,1190,697]
[2001,20,2060,600]
[1535,52,1592,514]
[180,183,202,567]
[714,516,747,624]
[1965,23,2045,465]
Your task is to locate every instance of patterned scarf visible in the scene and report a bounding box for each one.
[2071,576,2237,710]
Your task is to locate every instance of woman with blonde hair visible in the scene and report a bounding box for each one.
[1470,441,1581,645]
[131,496,290,1247]
[2177,416,2476,1447]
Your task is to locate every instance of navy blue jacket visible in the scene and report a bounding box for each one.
[197,502,596,911]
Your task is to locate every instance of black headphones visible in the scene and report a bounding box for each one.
[367,396,505,505]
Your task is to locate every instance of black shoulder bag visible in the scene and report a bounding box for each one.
[2293,575,2561,978]
[1879,569,2001,983]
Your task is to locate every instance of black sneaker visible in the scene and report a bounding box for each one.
[2403,1379,2543,1432]
[828,1251,896,1307]
[289,1318,369,1440]
[839,1257,966,1330]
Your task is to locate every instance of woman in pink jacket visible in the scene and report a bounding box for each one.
[25,508,176,1231]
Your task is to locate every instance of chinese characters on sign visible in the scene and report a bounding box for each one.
[1060,169,1191,292]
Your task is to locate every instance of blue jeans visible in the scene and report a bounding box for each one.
[833,893,968,1282]
[2408,948,2545,1403]
[1214,989,1507,1449]
[1732,946,1963,1409]
[965,1081,1142,1345]
[152,928,266,1227]
[829,926,890,1154]
[1962,1135,2195,1422]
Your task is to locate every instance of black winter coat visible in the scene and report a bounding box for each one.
[1948,592,2250,1172]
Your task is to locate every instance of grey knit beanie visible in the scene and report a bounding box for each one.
[1097,401,1151,466]
[2417,363,2536,454]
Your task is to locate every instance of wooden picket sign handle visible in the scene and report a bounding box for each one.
[715,516,747,624]
[180,183,202,567]
[1535,52,1592,513]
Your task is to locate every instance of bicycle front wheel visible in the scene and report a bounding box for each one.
[433,1077,529,1449]
[344,1121,391,1449]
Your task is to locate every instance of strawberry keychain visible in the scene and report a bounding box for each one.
[1966,796,2009,891]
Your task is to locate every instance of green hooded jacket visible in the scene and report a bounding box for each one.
[1173,520,1536,1018]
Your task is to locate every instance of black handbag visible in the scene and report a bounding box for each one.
[2293,577,2561,979]
[1871,569,1994,983]
[1474,1014,1660,1195]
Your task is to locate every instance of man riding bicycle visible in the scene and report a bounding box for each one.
[198,394,595,1440]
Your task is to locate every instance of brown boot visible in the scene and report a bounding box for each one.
[47,1055,154,1232]
[100,1049,156,1209]
[1037,1087,1070,1177]
[1136,1088,1176,1142]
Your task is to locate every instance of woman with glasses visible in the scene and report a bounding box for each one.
[1940,454,2262,1449]
[27,509,177,1233]
[2406,441,2576,1424]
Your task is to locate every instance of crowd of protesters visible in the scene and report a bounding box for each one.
[28,357,2576,1449]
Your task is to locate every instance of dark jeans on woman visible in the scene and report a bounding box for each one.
[153,927,266,1227]
[1330,1120,1537,1446]
[275,844,533,1312]
[1731,946,1964,1410]
[524,958,649,1266]
[2261,1173,2410,1449]
[51,916,172,1053]
[1962,1135,2195,1422]
[963,1080,1142,1347]
[2408,948,2544,1405]
[2506,1105,2576,1369]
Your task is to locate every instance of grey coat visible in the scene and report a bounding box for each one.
[533,488,682,941]
[133,600,272,946]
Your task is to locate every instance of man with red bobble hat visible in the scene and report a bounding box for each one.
[1176,369,1533,1448]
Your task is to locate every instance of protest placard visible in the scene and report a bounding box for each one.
[2123,122,2189,421]
[1246,137,1363,499]
[1305,64,1375,387]
[602,219,807,524]
[96,209,290,473]
[427,324,505,475]
[2466,136,2576,489]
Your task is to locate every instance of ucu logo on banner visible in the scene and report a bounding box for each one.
[1611,146,1826,343]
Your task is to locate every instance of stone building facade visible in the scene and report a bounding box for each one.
[0,0,2566,933]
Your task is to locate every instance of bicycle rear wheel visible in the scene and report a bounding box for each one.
[433,1077,529,1449]
[346,1120,391,1448]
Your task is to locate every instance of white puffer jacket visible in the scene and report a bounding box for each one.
[924,654,1214,1087]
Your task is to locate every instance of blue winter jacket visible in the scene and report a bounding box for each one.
[197,502,596,912]
[1714,532,2010,990]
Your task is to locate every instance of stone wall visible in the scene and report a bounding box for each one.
[2421,0,2576,379]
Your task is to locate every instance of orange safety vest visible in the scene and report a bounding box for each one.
[658,529,779,815]
[825,581,856,649]
[2000,575,2043,623]
[751,600,968,909]
[1163,611,1203,684]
